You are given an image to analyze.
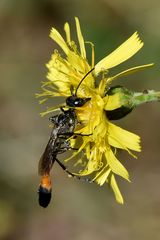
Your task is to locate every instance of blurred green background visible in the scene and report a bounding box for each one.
[1,0,160,239]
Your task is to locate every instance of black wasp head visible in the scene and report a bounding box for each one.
[66,96,91,107]
[66,68,95,108]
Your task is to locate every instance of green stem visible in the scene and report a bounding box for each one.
[106,86,160,120]
[133,90,160,107]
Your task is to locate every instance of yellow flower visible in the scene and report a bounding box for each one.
[37,17,153,204]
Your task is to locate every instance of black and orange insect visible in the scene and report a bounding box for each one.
[38,108,78,208]
[38,69,95,208]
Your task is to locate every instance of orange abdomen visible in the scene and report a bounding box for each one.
[38,175,52,208]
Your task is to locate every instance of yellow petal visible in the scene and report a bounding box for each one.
[110,174,124,204]
[64,22,71,45]
[108,123,141,152]
[107,63,154,84]
[50,27,69,55]
[67,51,87,72]
[94,168,111,186]
[75,17,86,58]
[95,32,143,75]
[85,41,95,68]
[47,52,70,75]
[105,148,130,181]
[40,104,64,116]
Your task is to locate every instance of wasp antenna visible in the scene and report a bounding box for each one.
[70,85,74,95]
[75,67,95,96]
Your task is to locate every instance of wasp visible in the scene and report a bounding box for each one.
[38,108,79,208]
[38,68,95,208]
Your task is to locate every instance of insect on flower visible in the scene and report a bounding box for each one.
[38,70,96,208]
[38,108,78,208]
[37,17,154,204]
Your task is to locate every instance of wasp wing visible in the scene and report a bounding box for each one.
[38,125,60,176]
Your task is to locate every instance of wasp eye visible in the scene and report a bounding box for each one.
[66,96,91,107]
[66,96,77,107]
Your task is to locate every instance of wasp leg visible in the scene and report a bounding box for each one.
[63,145,79,151]
[54,137,78,151]
[55,158,93,183]
[53,144,79,154]
[52,142,76,154]
[59,146,79,152]
[73,133,92,137]
[57,132,73,138]
[57,132,92,137]
[56,135,72,140]
[55,158,81,179]
[53,149,68,154]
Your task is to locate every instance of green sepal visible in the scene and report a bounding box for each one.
[105,86,160,120]
[105,86,134,120]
